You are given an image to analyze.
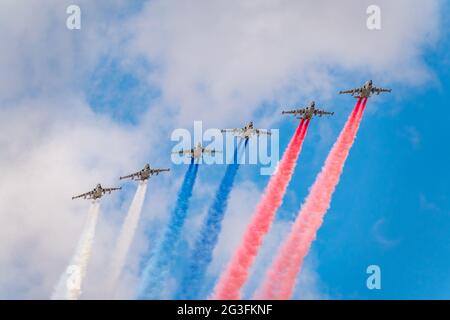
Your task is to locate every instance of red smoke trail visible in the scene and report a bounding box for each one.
[256,98,367,300]
[213,119,310,300]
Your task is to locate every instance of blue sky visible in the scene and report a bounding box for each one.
[1,0,449,299]
[264,14,450,298]
[314,45,450,298]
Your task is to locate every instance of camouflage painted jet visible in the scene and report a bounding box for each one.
[282,101,334,120]
[339,80,391,98]
[173,142,221,159]
[72,183,121,200]
[120,164,170,181]
[221,121,271,139]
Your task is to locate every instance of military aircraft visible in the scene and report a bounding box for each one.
[172,142,221,159]
[282,101,334,120]
[72,183,121,200]
[339,80,392,98]
[221,121,271,139]
[120,164,170,181]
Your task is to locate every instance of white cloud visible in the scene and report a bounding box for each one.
[129,0,441,126]
[0,95,154,298]
[292,253,329,300]
[0,0,443,299]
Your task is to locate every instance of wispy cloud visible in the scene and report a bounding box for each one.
[401,126,422,150]
[371,218,401,248]
[419,193,441,213]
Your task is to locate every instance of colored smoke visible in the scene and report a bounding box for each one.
[213,120,309,299]
[138,161,199,299]
[256,98,367,300]
[51,201,101,300]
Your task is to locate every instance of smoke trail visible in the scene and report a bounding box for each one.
[177,142,247,299]
[138,161,199,299]
[107,180,148,296]
[51,201,101,300]
[213,120,310,300]
[255,98,367,300]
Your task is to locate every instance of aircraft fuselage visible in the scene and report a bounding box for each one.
[192,145,204,159]
[303,106,315,120]
[240,122,255,139]
[358,82,373,98]
[90,185,104,199]
[139,169,151,180]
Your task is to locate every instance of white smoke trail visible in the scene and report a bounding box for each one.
[107,181,148,297]
[51,201,101,300]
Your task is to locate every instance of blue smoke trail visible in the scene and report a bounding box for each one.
[138,160,199,299]
[176,141,247,299]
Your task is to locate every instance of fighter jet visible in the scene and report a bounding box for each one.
[172,142,221,159]
[120,164,170,181]
[282,101,334,120]
[339,80,392,98]
[72,183,121,200]
[221,121,271,140]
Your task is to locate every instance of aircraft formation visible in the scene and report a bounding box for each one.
[72,80,391,201]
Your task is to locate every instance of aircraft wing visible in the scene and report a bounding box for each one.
[339,88,361,95]
[151,168,170,175]
[72,191,93,200]
[172,149,194,155]
[119,172,139,180]
[255,129,271,135]
[372,87,392,94]
[202,148,222,155]
[315,110,334,116]
[102,187,122,194]
[221,128,241,134]
[282,109,305,115]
